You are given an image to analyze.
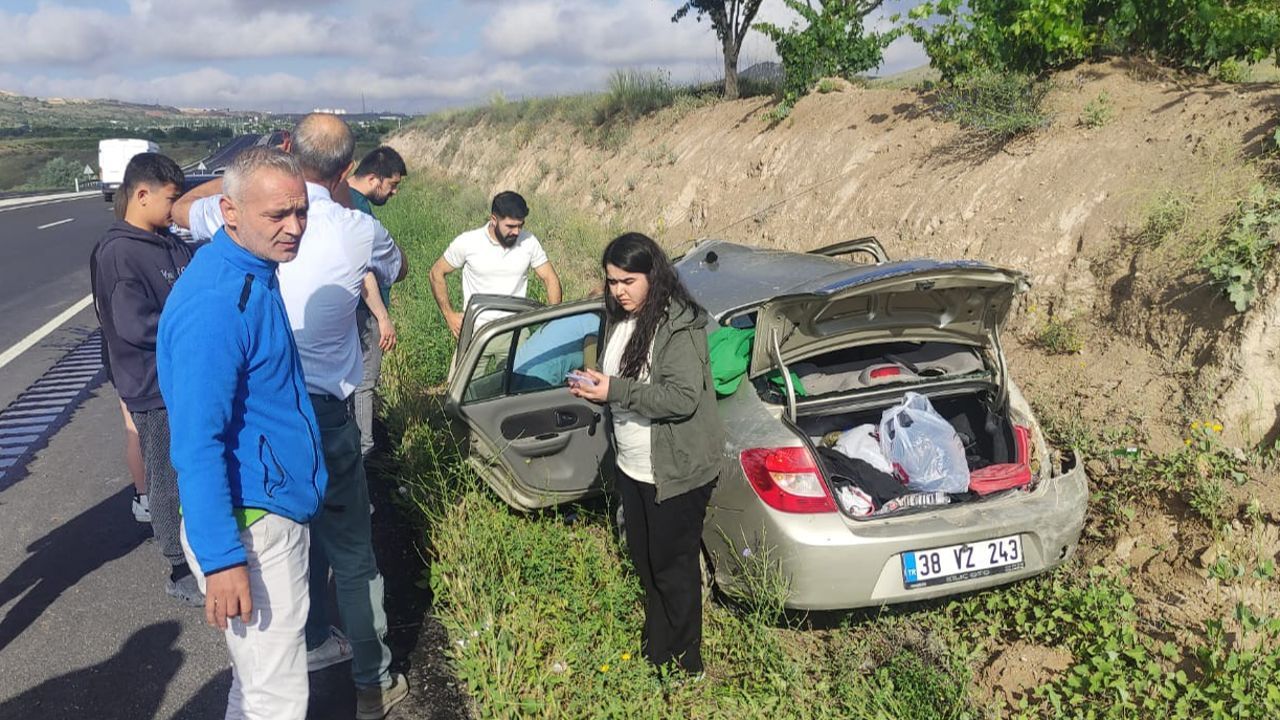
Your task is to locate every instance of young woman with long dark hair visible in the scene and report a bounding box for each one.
[569,232,724,675]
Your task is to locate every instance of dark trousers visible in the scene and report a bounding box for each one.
[616,469,714,673]
[304,393,392,688]
[131,408,184,569]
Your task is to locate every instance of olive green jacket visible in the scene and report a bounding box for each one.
[605,300,725,503]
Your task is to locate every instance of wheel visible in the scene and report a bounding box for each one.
[103,192,113,203]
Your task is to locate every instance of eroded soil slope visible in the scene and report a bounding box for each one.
[393,59,1279,449]
[390,59,1280,667]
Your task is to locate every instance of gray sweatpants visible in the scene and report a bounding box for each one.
[354,304,382,458]
[131,408,185,568]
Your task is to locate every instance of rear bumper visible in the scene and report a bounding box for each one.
[705,455,1089,610]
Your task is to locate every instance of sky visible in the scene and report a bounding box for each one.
[0,0,929,114]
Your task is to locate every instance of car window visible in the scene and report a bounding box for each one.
[462,310,603,404]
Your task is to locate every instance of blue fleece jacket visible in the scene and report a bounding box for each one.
[157,228,327,574]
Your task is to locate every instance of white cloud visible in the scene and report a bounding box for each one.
[0,0,423,66]
[0,0,929,111]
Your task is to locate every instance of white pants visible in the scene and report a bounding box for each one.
[181,515,311,720]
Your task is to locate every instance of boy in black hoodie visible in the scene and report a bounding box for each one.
[90,152,202,606]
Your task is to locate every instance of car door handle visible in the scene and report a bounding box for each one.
[509,433,572,458]
[555,410,578,428]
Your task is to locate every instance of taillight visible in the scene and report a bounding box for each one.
[739,446,836,513]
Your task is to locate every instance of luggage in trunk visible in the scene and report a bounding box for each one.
[798,391,1033,518]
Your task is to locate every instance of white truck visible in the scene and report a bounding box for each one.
[98,138,159,203]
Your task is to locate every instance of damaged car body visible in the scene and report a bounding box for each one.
[445,237,1089,610]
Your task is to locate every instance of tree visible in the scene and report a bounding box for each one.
[671,0,766,100]
[905,0,1280,80]
[37,157,81,190]
[758,0,898,107]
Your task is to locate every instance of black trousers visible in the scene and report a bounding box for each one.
[616,469,715,674]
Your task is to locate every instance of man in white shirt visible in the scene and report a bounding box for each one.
[172,113,411,720]
[429,191,562,338]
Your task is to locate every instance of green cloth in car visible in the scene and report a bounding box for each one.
[707,326,807,398]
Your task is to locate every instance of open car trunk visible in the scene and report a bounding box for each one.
[794,386,1034,519]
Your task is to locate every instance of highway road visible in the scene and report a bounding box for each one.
[0,195,109,409]
[0,193,432,719]
[184,133,260,173]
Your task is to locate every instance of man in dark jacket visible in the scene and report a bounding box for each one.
[89,152,201,606]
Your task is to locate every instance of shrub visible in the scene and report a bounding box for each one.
[934,68,1052,140]
[1144,421,1248,527]
[1080,91,1114,128]
[35,156,81,189]
[1138,191,1189,245]
[1199,184,1280,311]
[903,0,1280,80]
[595,69,678,125]
[756,0,898,111]
[1035,318,1084,354]
[1216,58,1251,83]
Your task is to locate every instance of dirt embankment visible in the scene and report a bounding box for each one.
[391,59,1280,449]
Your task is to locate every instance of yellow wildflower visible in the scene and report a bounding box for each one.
[599,664,610,673]
[1191,421,1201,431]
[1212,423,1223,433]
[621,653,631,661]
[1184,438,1193,446]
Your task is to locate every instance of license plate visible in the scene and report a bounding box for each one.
[901,534,1024,589]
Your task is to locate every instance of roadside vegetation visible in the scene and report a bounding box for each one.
[374,175,1280,719]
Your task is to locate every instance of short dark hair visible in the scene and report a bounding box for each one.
[117,152,184,218]
[354,146,407,179]
[491,190,528,220]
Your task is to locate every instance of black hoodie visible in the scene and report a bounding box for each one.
[90,220,195,412]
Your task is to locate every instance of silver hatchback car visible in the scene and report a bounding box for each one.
[445,237,1089,610]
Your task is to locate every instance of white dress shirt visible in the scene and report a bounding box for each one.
[188,184,402,399]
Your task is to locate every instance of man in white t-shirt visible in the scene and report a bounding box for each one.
[429,191,562,338]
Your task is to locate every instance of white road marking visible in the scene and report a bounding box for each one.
[0,294,94,371]
[36,218,74,230]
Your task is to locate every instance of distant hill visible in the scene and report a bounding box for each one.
[0,91,253,129]
[741,62,784,83]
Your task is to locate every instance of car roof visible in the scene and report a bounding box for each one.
[675,239,997,320]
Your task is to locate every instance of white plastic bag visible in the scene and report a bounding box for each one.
[878,392,969,493]
[833,424,893,475]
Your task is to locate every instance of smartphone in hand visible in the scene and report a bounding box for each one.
[565,370,597,388]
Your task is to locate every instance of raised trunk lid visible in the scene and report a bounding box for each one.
[749,260,1028,387]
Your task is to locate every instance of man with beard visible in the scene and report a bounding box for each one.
[429,190,562,344]
[347,146,407,458]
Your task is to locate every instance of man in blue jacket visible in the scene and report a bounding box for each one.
[90,152,201,607]
[158,147,325,720]
[172,115,410,719]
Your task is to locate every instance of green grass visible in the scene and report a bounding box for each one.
[1035,318,1085,355]
[1080,92,1114,129]
[404,68,773,150]
[935,69,1052,141]
[375,174,1280,719]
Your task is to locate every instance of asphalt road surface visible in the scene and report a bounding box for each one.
[0,194,456,719]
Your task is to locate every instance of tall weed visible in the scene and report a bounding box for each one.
[935,69,1052,141]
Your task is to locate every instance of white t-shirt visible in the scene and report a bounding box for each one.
[602,317,653,483]
[188,185,402,399]
[442,224,548,328]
